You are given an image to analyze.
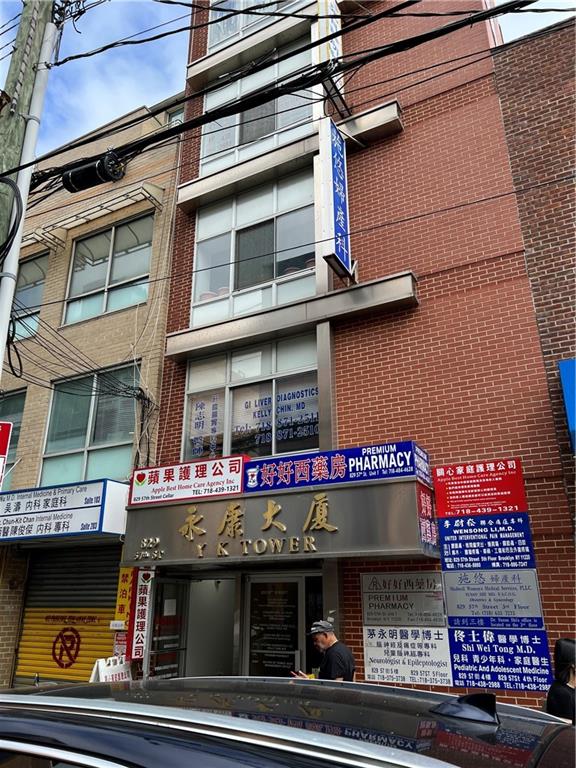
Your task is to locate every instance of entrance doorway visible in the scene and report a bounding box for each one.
[243,573,322,677]
[186,578,236,676]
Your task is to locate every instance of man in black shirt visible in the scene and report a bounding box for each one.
[292,620,356,681]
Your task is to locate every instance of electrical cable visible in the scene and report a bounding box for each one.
[0,12,21,34]
[0,176,24,269]
[27,0,538,186]
[23,14,571,225]
[14,172,574,315]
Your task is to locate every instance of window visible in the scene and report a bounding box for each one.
[0,390,25,491]
[184,335,318,460]
[208,0,300,50]
[193,170,315,326]
[65,215,153,324]
[201,38,313,174]
[167,106,184,126]
[41,366,138,485]
[13,254,48,340]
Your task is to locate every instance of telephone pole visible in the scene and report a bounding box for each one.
[0,1,60,384]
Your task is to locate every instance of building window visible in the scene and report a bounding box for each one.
[184,335,318,460]
[64,215,153,325]
[208,0,303,51]
[0,390,25,491]
[201,37,313,174]
[167,106,184,126]
[193,170,315,326]
[13,254,48,340]
[41,365,138,485]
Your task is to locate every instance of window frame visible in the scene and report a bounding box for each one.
[182,335,318,461]
[63,214,154,326]
[192,170,316,324]
[0,389,26,492]
[207,0,306,52]
[13,253,48,341]
[41,365,138,485]
[200,35,314,172]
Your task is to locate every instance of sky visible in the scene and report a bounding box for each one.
[0,0,574,157]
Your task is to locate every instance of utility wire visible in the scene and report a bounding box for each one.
[14,172,574,314]
[24,0,534,186]
[24,13,569,222]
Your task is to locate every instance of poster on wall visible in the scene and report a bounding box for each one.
[361,571,452,687]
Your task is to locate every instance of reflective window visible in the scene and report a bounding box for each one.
[184,335,317,459]
[201,38,313,172]
[65,215,153,324]
[41,366,137,484]
[193,170,315,324]
[13,254,48,340]
[208,0,301,50]
[0,390,25,491]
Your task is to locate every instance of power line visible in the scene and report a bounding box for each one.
[15,172,574,314]
[26,0,534,186]
[23,15,569,223]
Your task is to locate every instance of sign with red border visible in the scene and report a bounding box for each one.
[129,456,246,506]
[433,457,527,518]
[0,421,13,487]
[126,569,153,661]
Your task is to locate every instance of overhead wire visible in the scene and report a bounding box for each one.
[28,0,536,186]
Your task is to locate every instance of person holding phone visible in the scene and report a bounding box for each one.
[291,620,356,682]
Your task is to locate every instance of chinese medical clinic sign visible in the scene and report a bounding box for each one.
[433,458,527,517]
[129,456,245,506]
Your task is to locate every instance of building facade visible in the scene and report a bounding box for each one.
[0,97,182,685]
[92,1,576,706]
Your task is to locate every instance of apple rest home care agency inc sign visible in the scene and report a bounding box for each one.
[0,480,128,541]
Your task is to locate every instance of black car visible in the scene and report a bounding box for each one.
[0,677,573,768]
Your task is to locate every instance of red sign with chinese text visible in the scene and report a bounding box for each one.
[433,457,527,518]
[126,569,154,661]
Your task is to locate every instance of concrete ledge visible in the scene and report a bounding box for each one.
[166,271,418,360]
[177,101,402,212]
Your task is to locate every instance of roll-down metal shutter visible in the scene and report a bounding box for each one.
[14,545,121,685]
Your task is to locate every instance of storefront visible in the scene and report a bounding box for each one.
[122,442,437,679]
[0,479,128,685]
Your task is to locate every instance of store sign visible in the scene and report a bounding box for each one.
[448,628,552,691]
[417,483,438,555]
[123,480,431,566]
[319,118,354,279]
[129,456,245,506]
[0,421,12,487]
[361,572,445,627]
[433,458,527,517]
[0,480,128,541]
[364,626,453,687]
[439,513,535,570]
[443,570,544,630]
[244,441,431,493]
[127,569,154,661]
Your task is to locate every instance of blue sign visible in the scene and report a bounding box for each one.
[438,513,535,570]
[558,358,575,451]
[324,119,352,278]
[244,441,430,493]
[448,628,553,691]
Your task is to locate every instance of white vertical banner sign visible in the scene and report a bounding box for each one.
[129,569,154,661]
[316,0,342,63]
[318,118,355,279]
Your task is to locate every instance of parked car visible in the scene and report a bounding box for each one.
[0,677,573,768]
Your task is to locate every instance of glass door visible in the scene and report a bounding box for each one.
[149,580,188,679]
[244,573,322,677]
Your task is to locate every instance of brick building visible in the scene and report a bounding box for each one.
[119,1,575,706]
[0,97,182,685]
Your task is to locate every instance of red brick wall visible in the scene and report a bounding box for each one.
[493,21,576,518]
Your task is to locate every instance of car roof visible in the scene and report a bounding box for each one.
[0,677,573,768]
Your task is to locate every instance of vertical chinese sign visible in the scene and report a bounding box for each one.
[0,421,13,488]
[126,569,154,661]
[434,458,553,692]
[318,118,354,280]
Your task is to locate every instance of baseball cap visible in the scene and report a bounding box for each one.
[308,620,335,635]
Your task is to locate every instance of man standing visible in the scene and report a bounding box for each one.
[292,620,356,681]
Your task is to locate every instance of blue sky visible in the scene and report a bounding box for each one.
[0,0,574,156]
